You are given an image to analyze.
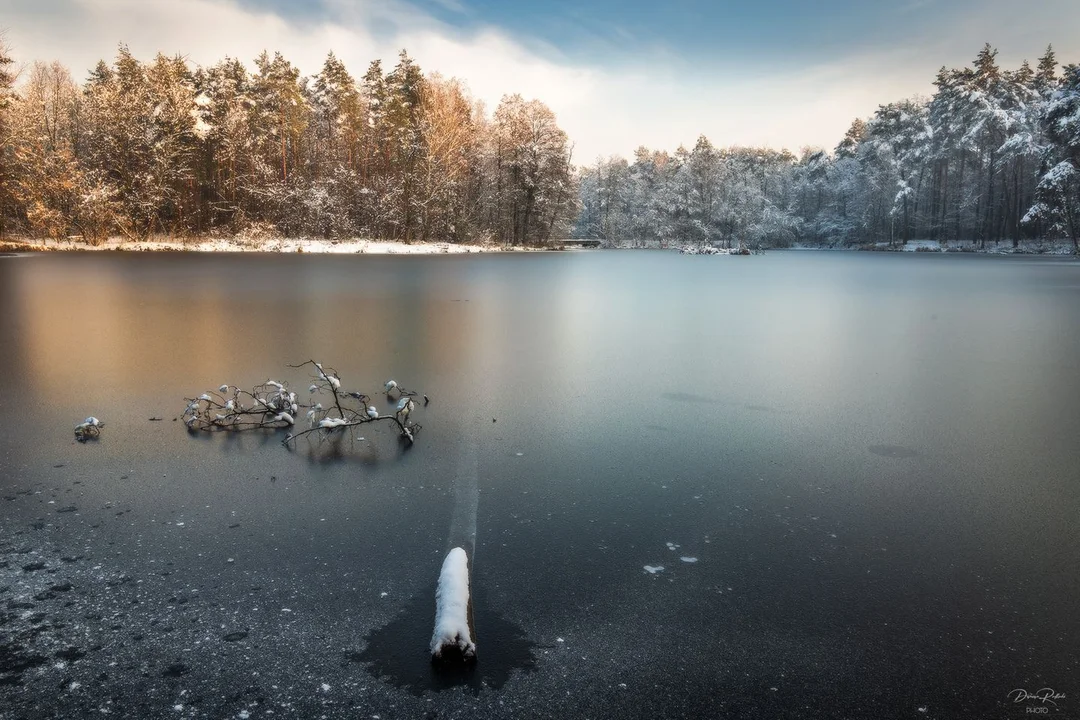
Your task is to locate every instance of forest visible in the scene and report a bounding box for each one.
[0,39,1077,249]
[577,46,1080,250]
[0,43,577,245]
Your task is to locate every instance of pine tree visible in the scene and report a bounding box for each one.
[79,45,164,239]
[1035,45,1057,95]
[1027,63,1080,248]
[383,51,426,241]
[835,118,867,158]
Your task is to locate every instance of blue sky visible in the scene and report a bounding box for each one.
[5,0,1079,161]
[225,0,1069,69]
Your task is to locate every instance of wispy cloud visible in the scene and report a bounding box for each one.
[3,0,1077,162]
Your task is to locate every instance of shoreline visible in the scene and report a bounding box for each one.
[0,237,562,255]
[2,236,1075,256]
[805,239,1078,255]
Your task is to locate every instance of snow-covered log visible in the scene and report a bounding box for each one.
[430,547,476,664]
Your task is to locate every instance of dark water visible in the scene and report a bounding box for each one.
[0,250,1077,719]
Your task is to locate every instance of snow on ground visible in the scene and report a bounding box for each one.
[788,239,1077,254]
[0,237,553,254]
[887,239,1076,255]
[430,547,476,661]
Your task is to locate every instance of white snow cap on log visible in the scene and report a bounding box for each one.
[430,547,476,662]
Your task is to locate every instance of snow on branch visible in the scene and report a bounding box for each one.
[182,381,299,432]
[181,360,425,447]
[74,416,104,442]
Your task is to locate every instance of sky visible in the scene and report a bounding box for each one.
[3,0,1079,163]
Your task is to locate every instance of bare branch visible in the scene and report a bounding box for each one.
[181,361,425,451]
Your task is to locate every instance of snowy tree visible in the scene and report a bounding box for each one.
[144,54,201,234]
[193,57,257,231]
[251,51,309,185]
[1026,63,1080,249]
[7,62,88,239]
[488,94,577,245]
[417,74,480,242]
[835,119,867,159]
[382,51,426,241]
[0,37,16,236]
[67,49,201,239]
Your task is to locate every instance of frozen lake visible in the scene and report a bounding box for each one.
[1,250,1078,718]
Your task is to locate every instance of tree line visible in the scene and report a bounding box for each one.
[0,42,579,245]
[575,45,1080,250]
[2,39,1077,250]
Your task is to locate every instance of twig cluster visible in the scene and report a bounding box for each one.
[181,360,425,447]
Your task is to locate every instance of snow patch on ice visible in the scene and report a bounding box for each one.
[643,565,664,574]
[680,556,698,563]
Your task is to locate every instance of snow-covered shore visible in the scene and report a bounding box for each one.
[785,239,1078,255]
[0,237,556,254]
[886,239,1076,255]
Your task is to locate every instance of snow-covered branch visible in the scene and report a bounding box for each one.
[181,361,426,447]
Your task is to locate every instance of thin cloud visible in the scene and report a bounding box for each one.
[2,0,1077,162]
